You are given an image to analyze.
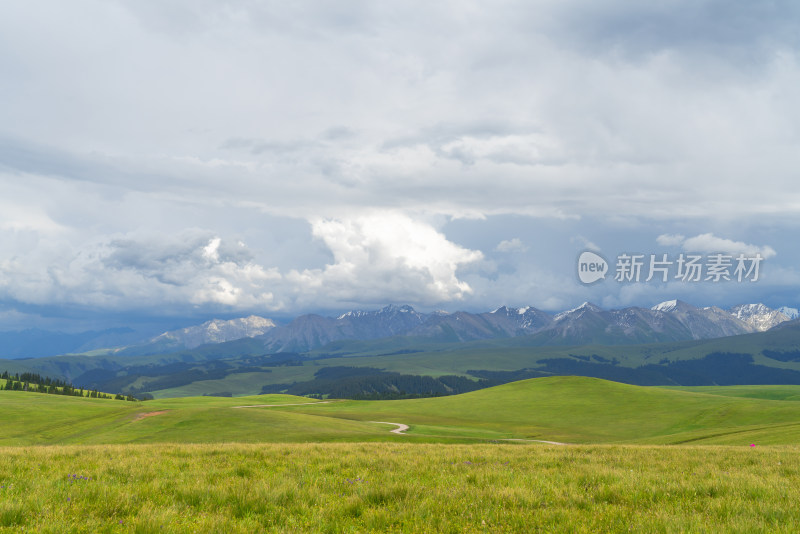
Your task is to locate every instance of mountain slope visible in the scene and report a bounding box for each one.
[651,300,754,339]
[256,300,771,352]
[260,305,428,352]
[729,303,790,332]
[7,300,795,362]
[0,327,143,359]
[406,306,553,342]
[122,316,275,355]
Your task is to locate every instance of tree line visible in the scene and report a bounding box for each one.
[261,366,489,399]
[1,371,138,401]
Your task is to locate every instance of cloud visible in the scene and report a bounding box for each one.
[2,1,800,223]
[0,230,282,312]
[287,212,483,306]
[571,236,600,251]
[538,0,800,71]
[0,212,485,314]
[1,1,800,322]
[496,238,527,253]
[658,233,777,259]
[656,234,686,247]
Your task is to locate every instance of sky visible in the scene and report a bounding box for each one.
[1,0,800,331]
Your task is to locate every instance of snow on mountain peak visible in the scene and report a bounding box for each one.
[652,300,679,313]
[729,303,791,331]
[337,305,417,320]
[554,302,599,321]
[730,303,771,316]
[154,315,276,349]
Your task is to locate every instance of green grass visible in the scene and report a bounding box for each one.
[5,376,800,446]
[274,376,800,445]
[0,391,392,446]
[1,443,799,533]
[4,378,800,532]
[662,385,800,401]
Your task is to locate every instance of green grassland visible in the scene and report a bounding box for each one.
[276,377,800,445]
[0,391,385,446]
[4,376,800,446]
[663,384,800,401]
[4,377,800,532]
[2,442,799,533]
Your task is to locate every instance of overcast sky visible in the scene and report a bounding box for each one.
[2,1,800,330]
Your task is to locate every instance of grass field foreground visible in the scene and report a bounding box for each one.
[1,443,799,533]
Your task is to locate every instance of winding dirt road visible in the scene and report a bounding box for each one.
[133,410,168,421]
[233,401,336,408]
[232,404,567,443]
[371,421,410,434]
[502,438,570,445]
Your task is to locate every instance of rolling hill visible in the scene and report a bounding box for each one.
[4,376,800,446]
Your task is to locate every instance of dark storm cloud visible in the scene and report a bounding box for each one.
[543,0,800,61]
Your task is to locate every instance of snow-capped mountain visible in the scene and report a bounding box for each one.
[729,303,790,332]
[486,305,553,332]
[652,299,680,313]
[650,300,753,339]
[259,305,429,352]
[536,301,694,345]
[126,315,276,354]
[334,304,428,336]
[553,302,603,322]
[779,306,800,320]
[259,304,558,351]
[409,305,553,342]
[112,300,800,356]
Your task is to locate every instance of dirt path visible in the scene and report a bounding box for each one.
[233,401,336,408]
[367,422,568,443]
[371,421,410,434]
[232,404,566,444]
[133,410,168,421]
[501,438,571,445]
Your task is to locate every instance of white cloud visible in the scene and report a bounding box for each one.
[439,134,562,166]
[2,1,799,223]
[202,237,222,262]
[662,233,777,259]
[656,234,686,247]
[571,235,600,251]
[287,212,483,306]
[0,231,282,312]
[496,238,527,252]
[1,1,800,321]
[0,212,486,314]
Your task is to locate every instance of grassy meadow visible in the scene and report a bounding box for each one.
[2,443,799,533]
[5,376,800,445]
[3,376,800,531]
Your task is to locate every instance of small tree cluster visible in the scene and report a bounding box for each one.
[1,371,137,401]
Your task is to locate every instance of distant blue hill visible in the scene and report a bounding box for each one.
[0,327,140,358]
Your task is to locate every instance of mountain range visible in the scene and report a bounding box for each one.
[129,316,276,354]
[1,301,797,359]
[115,300,798,356]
